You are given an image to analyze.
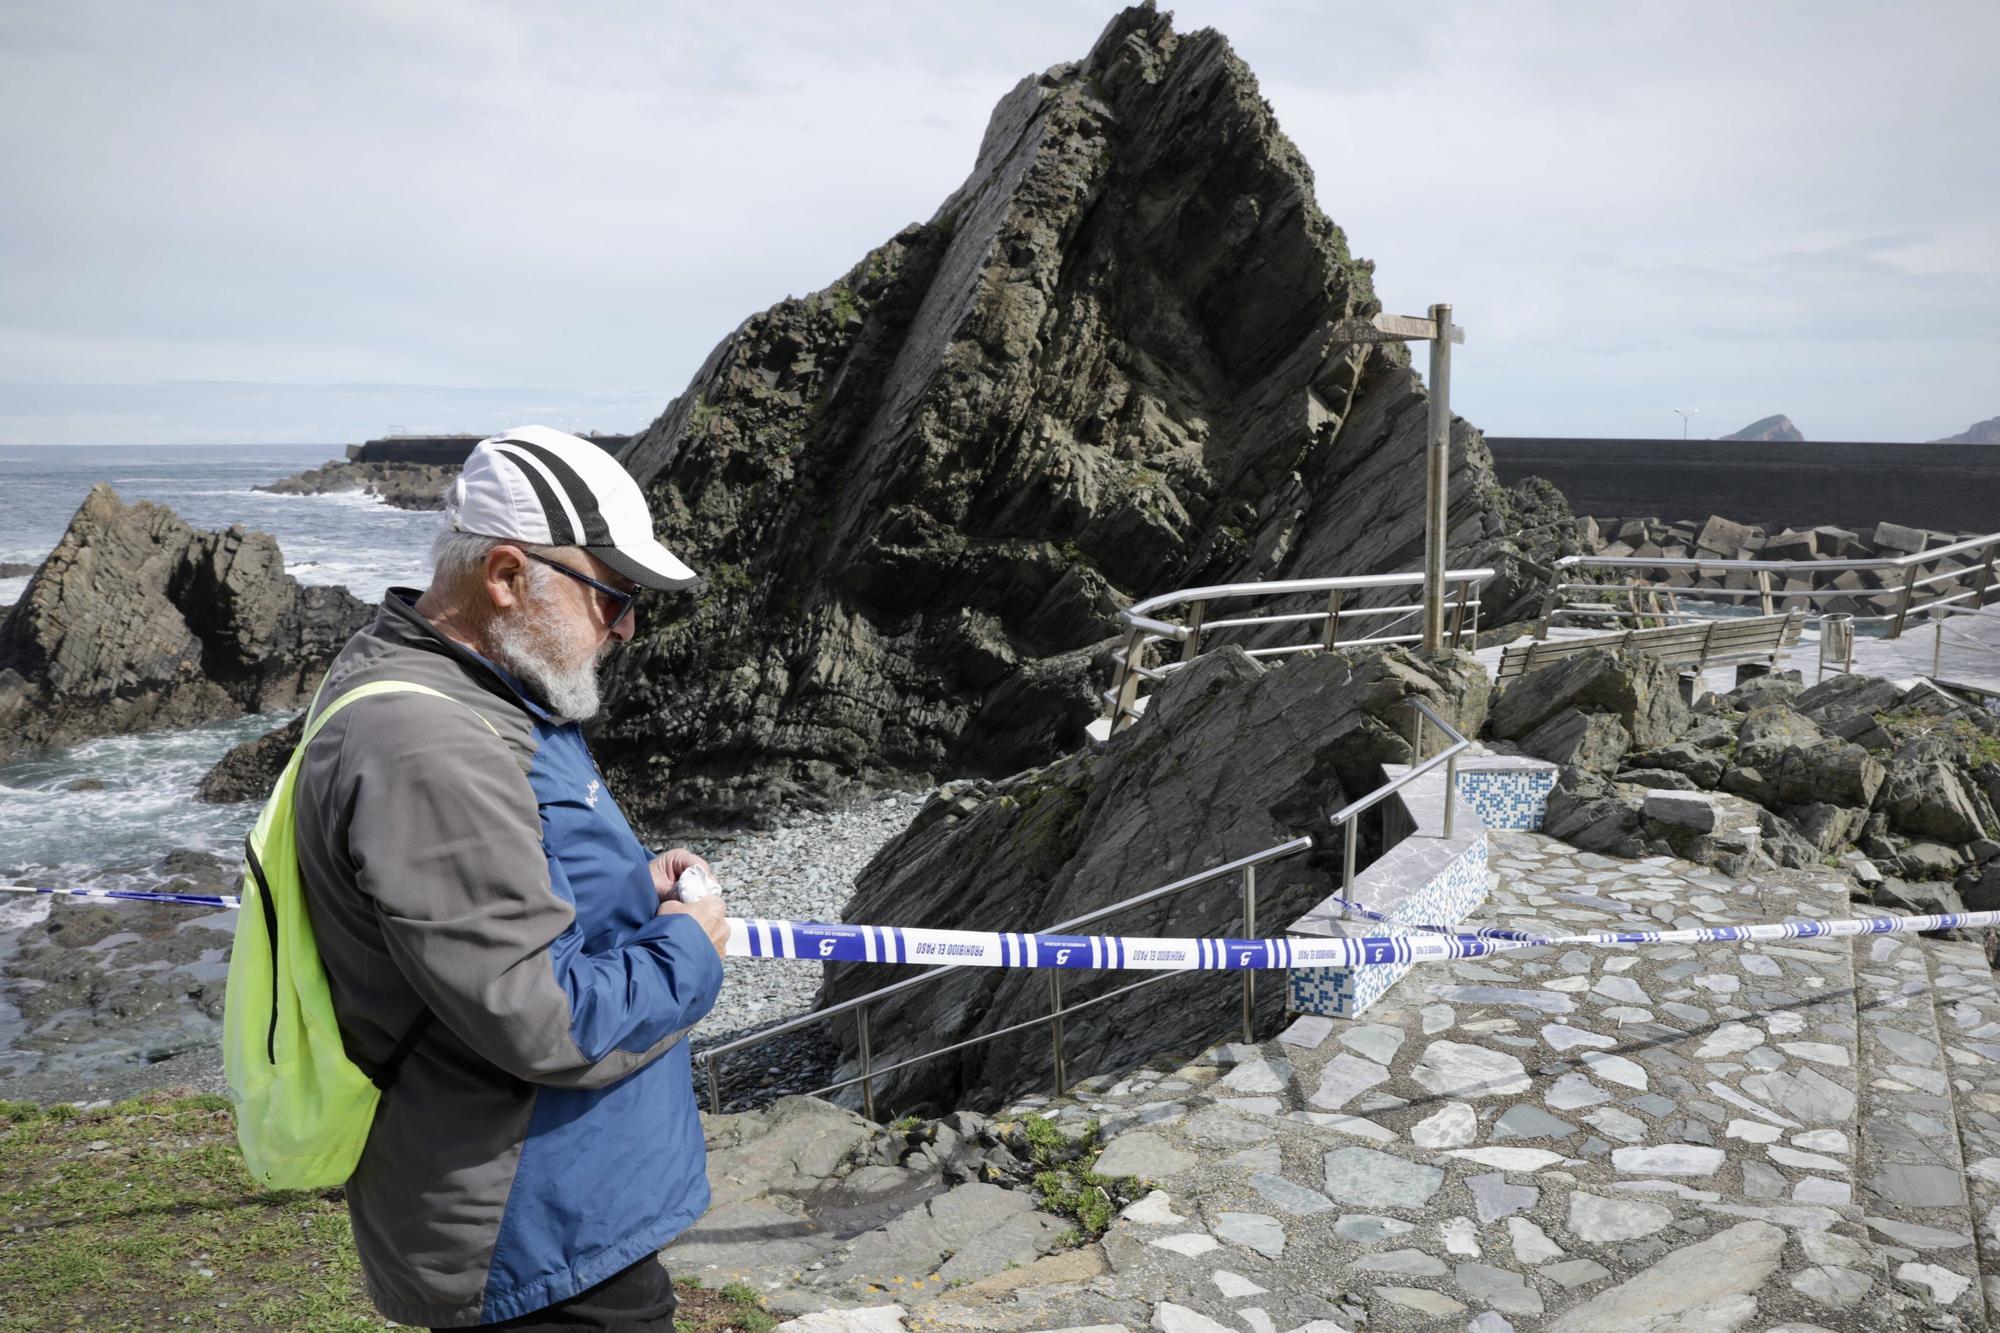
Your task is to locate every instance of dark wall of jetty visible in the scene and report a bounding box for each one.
[344,433,631,466]
[1489,438,2000,533]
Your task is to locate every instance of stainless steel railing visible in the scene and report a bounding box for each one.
[1539,530,2000,640]
[696,697,1470,1119]
[1930,603,2000,692]
[1100,568,1497,734]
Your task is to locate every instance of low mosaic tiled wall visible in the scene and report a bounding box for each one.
[1455,766,1555,831]
[1287,834,1490,1018]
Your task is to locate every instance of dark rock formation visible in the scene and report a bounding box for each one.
[257,459,457,510]
[0,561,38,578]
[0,485,370,764]
[592,7,1566,828]
[195,714,303,803]
[1485,647,1688,770]
[814,644,1489,1115]
[1933,415,2000,445]
[1507,649,2000,885]
[1879,735,1997,844]
[1723,414,1804,442]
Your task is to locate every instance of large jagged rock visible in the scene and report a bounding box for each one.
[591,7,1563,827]
[1879,735,1996,844]
[812,644,1489,1115]
[1544,767,1766,873]
[0,485,368,763]
[1485,647,1688,766]
[1722,707,1885,811]
[195,714,305,804]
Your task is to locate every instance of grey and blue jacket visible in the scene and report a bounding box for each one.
[294,590,722,1327]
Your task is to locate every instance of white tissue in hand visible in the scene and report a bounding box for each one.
[675,866,720,902]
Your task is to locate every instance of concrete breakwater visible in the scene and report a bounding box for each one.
[340,432,631,466]
[1489,438,2000,534]
[1566,512,1996,619]
[257,432,635,511]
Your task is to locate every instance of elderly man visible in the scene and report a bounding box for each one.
[294,426,727,1330]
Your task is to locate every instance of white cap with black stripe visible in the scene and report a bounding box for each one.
[444,425,699,590]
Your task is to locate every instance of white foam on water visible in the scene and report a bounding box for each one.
[0,712,284,877]
[0,894,52,930]
[0,575,28,604]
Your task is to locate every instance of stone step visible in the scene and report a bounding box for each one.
[705,832,1999,1331]
[1922,934,2000,1310]
[1850,932,1990,1319]
[953,832,1944,1330]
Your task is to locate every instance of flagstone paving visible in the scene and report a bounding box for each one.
[777,829,2000,1332]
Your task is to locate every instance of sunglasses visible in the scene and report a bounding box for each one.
[522,551,641,629]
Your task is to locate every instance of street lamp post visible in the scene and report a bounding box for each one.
[1673,407,1699,440]
[1329,304,1467,653]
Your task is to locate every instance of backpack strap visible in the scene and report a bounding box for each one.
[301,678,499,747]
[292,679,500,1090]
[366,1009,436,1091]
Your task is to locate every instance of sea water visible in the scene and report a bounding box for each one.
[0,444,437,886]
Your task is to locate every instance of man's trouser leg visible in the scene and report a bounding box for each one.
[435,1256,678,1331]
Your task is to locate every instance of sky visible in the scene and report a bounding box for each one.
[1,0,1995,446]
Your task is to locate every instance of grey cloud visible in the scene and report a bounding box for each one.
[1,0,1996,444]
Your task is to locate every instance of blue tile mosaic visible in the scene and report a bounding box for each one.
[1288,835,1491,1018]
[1455,768,1555,831]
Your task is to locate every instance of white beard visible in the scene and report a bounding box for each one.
[488,569,605,722]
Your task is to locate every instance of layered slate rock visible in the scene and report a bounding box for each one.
[593,6,1573,827]
[0,485,368,763]
[814,644,1490,1115]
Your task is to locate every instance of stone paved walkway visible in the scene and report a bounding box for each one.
[691,830,2000,1332]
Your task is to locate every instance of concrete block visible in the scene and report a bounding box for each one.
[1697,515,1759,555]
[1643,790,1720,833]
[1873,521,1927,554]
[1763,531,1818,561]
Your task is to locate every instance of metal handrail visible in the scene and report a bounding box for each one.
[1543,530,2000,640]
[1124,568,1497,621]
[1931,602,2000,682]
[697,699,1471,1119]
[1102,567,1497,731]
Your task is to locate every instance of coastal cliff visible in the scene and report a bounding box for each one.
[592,6,1571,827]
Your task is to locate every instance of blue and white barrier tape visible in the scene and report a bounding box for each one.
[0,883,241,910]
[723,906,2000,969]
[1321,894,1551,945]
[7,883,1995,969]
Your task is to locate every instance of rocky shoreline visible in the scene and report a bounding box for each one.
[0,790,926,1108]
[0,484,370,765]
[255,458,457,510]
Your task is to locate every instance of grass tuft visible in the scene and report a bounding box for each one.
[1014,1114,1143,1244]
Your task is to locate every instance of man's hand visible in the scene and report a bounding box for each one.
[658,894,729,959]
[649,848,715,903]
